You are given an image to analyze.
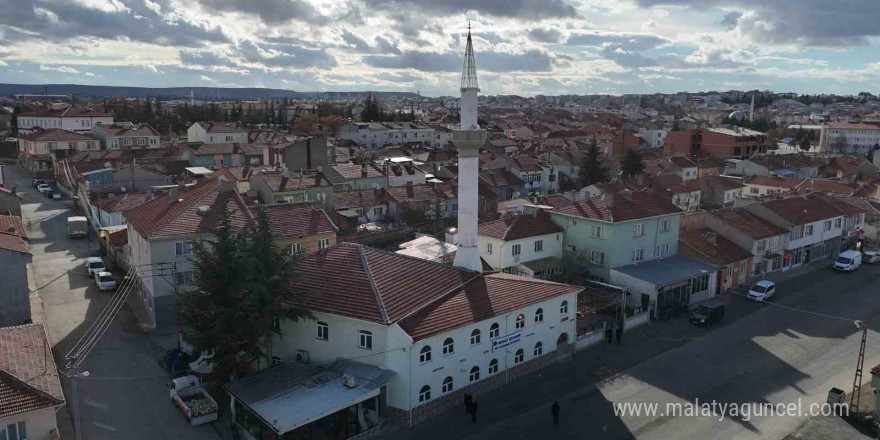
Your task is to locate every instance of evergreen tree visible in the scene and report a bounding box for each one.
[621,148,645,179]
[799,137,812,151]
[578,139,609,187]
[180,202,309,380]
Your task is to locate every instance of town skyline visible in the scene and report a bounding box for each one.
[1,0,879,97]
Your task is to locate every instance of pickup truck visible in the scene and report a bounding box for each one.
[168,376,219,427]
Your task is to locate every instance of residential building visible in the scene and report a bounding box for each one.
[483,156,557,195]
[210,167,255,194]
[92,122,161,150]
[386,161,428,187]
[397,235,457,264]
[0,215,30,326]
[257,202,337,256]
[698,175,744,208]
[16,103,113,135]
[262,136,328,170]
[17,128,98,173]
[249,170,334,209]
[648,174,702,212]
[638,128,667,149]
[812,193,866,252]
[645,156,698,181]
[678,228,753,290]
[744,195,846,271]
[334,188,388,230]
[89,192,154,228]
[478,209,565,278]
[548,191,683,281]
[743,175,800,197]
[0,186,22,216]
[183,143,252,168]
[701,208,789,276]
[540,150,584,190]
[479,168,525,202]
[383,183,459,222]
[187,121,247,144]
[610,255,718,320]
[664,127,767,159]
[731,155,822,179]
[0,324,65,440]
[818,122,880,154]
[337,121,435,148]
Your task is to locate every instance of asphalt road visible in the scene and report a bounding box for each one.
[9,166,221,440]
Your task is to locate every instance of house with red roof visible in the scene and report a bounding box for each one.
[478,209,565,279]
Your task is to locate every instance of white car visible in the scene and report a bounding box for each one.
[863,251,880,264]
[37,184,52,195]
[94,271,116,291]
[85,257,106,276]
[748,280,776,302]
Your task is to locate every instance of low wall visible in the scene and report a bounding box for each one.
[574,322,607,352]
[625,312,649,331]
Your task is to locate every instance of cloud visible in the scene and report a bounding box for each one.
[600,45,657,68]
[0,0,228,47]
[635,0,880,46]
[339,30,401,54]
[528,28,564,44]
[40,64,80,73]
[566,31,669,51]
[720,11,742,29]
[364,50,552,72]
[179,50,234,67]
[239,40,337,68]
[196,0,327,24]
[362,0,578,20]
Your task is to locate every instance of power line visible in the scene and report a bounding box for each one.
[724,290,857,322]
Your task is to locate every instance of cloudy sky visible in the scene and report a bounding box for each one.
[1,0,879,97]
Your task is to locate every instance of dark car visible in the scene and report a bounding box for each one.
[690,302,725,326]
[32,178,48,188]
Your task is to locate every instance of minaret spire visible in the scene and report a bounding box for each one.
[461,22,479,92]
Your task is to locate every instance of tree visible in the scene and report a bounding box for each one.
[799,137,812,152]
[360,94,384,122]
[180,203,308,380]
[621,148,645,179]
[578,139,609,187]
[292,114,319,133]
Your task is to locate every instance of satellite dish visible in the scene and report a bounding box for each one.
[120,186,126,192]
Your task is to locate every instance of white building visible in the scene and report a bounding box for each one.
[187,121,247,144]
[337,121,436,148]
[818,122,880,154]
[16,103,113,135]
[638,128,667,149]
[478,209,564,278]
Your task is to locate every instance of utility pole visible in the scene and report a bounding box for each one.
[850,317,869,412]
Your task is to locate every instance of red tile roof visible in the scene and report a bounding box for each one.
[532,194,574,209]
[20,106,111,118]
[196,121,245,134]
[258,171,331,192]
[96,192,155,213]
[811,193,865,217]
[252,203,335,239]
[746,175,802,189]
[331,163,385,180]
[284,243,580,339]
[123,178,252,238]
[383,183,457,203]
[479,211,563,241]
[0,233,29,254]
[98,123,159,137]
[679,228,753,265]
[754,194,845,225]
[827,122,880,130]
[554,191,681,222]
[709,209,787,239]
[335,189,385,209]
[0,215,27,239]
[0,324,64,418]
[479,168,524,187]
[20,128,95,142]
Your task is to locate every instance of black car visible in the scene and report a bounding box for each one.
[690,302,725,326]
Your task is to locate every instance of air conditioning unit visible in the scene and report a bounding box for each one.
[295,349,310,364]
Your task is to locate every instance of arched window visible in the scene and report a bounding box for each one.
[419,385,431,402]
[488,359,499,374]
[560,300,569,315]
[514,349,524,364]
[534,308,544,323]
[470,329,481,345]
[515,314,525,329]
[442,337,454,355]
[469,366,480,382]
[419,345,432,364]
[534,342,543,356]
[489,323,500,338]
[442,376,454,393]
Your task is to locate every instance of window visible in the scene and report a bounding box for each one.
[534,240,543,252]
[534,308,544,323]
[442,377,454,393]
[486,243,493,254]
[2,422,27,440]
[470,329,481,345]
[137,138,146,145]
[534,342,543,356]
[419,346,432,363]
[442,337,454,355]
[150,138,158,146]
[805,225,814,236]
[373,207,384,216]
[488,359,499,374]
[632,248,645,262]
[489,323,500,338]
[515,314,525,329]
[290,242,302,255]
[359,330,372,350]
[660,219,672,232]
[175,270,194,286]
[315,321,328,340]
[560,300,569,315]
[757,240,766,252]
[740,261,746,273]
[86,142,96,150]
[824,220,832,231]
[750,187,759,194]
[791,225,805,240]
[469,366,480,382]
[634,223,644,237]
[124,138,132,146]
[654,243,669,257]
[835,218,843,228]
[419,385,431,402]
[591,225,605,238]
[175,241,195,255]
[317,238,330,250]
[590,250,605,265]
[512,244,521,256]
[514,349,524,364]
[226,136,233,142]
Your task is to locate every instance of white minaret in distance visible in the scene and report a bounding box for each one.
[452,23,486,272]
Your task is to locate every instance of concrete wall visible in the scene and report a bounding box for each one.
[0,406,59,440]
[0,191,22,216]
[282,137,328,171]
[0,248,33,326]
[272,311,390,368]
[478,232,563,271]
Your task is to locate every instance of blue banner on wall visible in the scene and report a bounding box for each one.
[491,331,522,352]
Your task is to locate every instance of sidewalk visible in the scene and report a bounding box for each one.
[376,291,764,440]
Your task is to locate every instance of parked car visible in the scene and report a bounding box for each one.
[833,250,862,272]
[863,250,880,264]
[94,271,116,291]
[32,178,47,188]
[85,257,106,276]
[37,184,52,195]
[748,280,776,301]
[690,302,725,326]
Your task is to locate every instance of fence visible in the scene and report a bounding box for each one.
[574,321,607,352]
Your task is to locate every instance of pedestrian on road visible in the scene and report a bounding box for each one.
[470,398,478,423]
[616,326,623,345]
[551,401,560,427]
[464,393,473,417]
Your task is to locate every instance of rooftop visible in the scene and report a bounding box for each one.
[252,203,335,239]
[478,210,563,241]
[709,208,788,239]
[612,255,717,287]
[195,121,245,134]
[553,191,681,222]
[0,324,65,419]
[753,194,845,225]
[20,128,95,142]
[679,228,754,266]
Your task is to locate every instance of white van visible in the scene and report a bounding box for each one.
[833,250,862,272]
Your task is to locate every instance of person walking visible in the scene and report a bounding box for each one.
[464,393,473,417]
[616,326,623,345]
[470,397,478,423]
[551,401,560,427]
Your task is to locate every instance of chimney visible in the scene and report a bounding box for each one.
[168,187,179,203]
[705,231,717,246]
[620,189,633,201]
[361,162,368,178]
[604,193,613,207]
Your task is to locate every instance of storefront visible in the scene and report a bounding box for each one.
[610,255,718,321]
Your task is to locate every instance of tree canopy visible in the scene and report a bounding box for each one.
[621,148,645,179]
[578,139,609,187]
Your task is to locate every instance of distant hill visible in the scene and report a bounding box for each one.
[0,83,421,101]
